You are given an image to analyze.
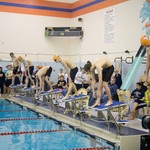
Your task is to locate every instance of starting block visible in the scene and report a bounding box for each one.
[62,94,89,117]
[10,84,24,97]
[22,87,40,102]
[22,87,37,96]
[10,84,23,89]
[22,87,40,92]
[22,87,35,92]
[92,100,128,134]
[39,89,63,111]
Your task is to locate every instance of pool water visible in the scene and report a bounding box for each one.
[0,99,117,150]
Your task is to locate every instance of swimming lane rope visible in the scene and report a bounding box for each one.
[0,118,42,122]
[0,110,26,112]
[0,129,68,136]
[69,147,111,150]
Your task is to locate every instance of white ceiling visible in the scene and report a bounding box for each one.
[44,0,78,3]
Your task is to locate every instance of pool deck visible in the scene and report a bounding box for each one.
[1,94,149,147]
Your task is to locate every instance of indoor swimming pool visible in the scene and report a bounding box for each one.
[0,99,118,150]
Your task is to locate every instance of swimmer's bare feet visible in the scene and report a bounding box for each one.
[39,90,44,93]
[105,100,113,106]
[91,100,100,108]
[48,89,53,92]
[23,86,27,89]
[9,84,14,87]
[31,85,36,89]
[127,112,135,120]
[127,116,135,120]
[62,96,69,100]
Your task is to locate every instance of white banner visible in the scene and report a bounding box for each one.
[104,8,116,43]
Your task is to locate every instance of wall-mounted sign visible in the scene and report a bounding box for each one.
[104,8,115,43]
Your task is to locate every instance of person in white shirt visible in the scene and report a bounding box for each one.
[74,69,89,90]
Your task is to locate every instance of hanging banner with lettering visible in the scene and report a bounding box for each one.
[104,8,115,43]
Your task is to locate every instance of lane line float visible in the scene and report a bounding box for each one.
[0,118,43,122]
[0,110,26,112]
[0,129,68,136]
[69,147,111,150]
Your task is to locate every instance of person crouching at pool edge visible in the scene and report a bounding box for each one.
[84,57,114,107]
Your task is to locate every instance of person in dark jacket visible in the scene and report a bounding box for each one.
[0,67,5,95]
[127,82,145,120]
[114,68,122,89]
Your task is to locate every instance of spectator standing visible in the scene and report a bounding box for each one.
[5,65,13,95]
[0,67,5,95]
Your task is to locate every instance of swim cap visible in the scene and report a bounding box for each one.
[38,65,43,69]
[53,55,59,61]
[140,35,150,46]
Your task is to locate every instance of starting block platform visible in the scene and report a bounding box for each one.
[40,89,62,96]
[62,94,88,102]
[93,100,126,111]
[10,84,23,89]
[39,89,63,111]
[62,94,89,117]
[21,87,41,100]
[92,100,128,134]
[10,84,25,97]
[22,87,37,92]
